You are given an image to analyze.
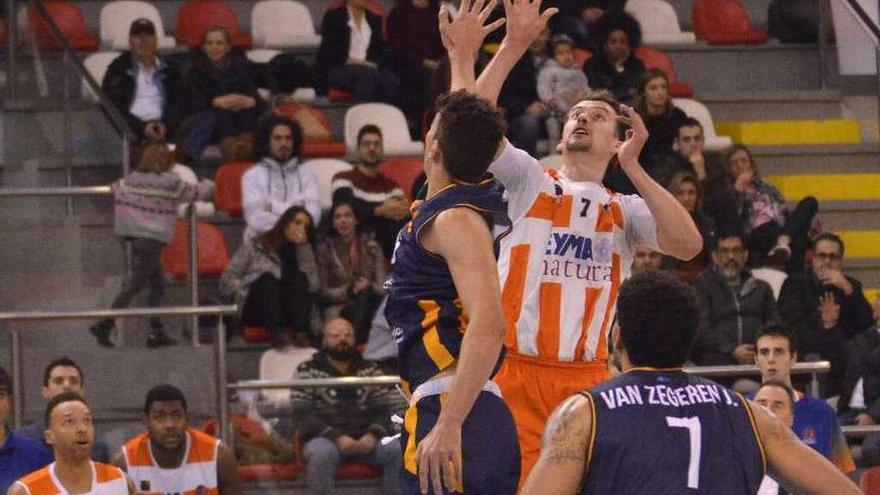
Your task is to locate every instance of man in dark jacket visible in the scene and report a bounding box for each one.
[291,317,401,495]
[692,231,781,366]
[315,0,399,102]
[779,233,875,396]
[101,19,182,143]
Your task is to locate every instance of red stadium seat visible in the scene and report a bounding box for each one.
[861,466,880,494]
[243,326,270,343]
[692,0,767,45]
[294,433,382,480]
[177,0,252,50]
[203,416,303,482]
[379,158,423,202]
[26,3,99,52]
[573,48,593,70]
[214,161,253,217]
[327,88,354,102]
[161,220,230,279]
[634,46,694,98]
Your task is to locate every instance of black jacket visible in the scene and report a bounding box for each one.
[498,53,545,122]
[184,49,259,116]
[101,51,183,137]
[691,267,781,365]
[838,326,880,419]
[583,53,644,105]
[315,7,387,93]
[778,271,875,357]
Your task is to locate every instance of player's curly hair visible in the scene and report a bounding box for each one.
[434,90,506,183]
[616,271,699,368]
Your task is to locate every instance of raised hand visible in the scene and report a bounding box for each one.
[501,0,558,48]
[617,105,649,172]
[439,0,505,57]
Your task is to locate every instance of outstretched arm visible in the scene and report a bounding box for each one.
[521,394,593,495]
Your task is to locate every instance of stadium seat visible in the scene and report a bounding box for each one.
[274,102,346,157]
[573,48,593,70]
[172,164,216,218]
[672,98,733,151]
[294,433,381,480]
[634,46,694,98]
[243,326,270,343]
[692,0,768,45]
[177,0,252,50]
[203,416,303,481]
[259,346,317,405]
[99,1,176,50]
[345,103,424,156]
[624,0,696,44]
[214,160,253,217]
[81,51,119,101]
[25,2,99,52]
[244,48,279,64]
[861,466,880,495]
[161,220,230,279]
[327,88,354,102]
[302,159,353,211]
[251,0,321,49]
[379,158,423,201]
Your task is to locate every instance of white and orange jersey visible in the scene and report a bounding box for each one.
[491,142,660,362]
[15,462,128,495]
[122,429,220,495]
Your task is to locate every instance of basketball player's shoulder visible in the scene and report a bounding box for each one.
[94,462,125,482]
[540,393,594,462]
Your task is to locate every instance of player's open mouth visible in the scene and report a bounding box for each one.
[573,127,589,136]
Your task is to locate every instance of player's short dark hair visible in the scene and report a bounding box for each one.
[0,366,11,394]
[677,117,703,136]
[813,232,845,256]
[756,380,796,412]
[756,325,798,353]
[434,90,506,183]
[144,384,188,414]
[43,357,83,387]
[45,391,86,426]
[256,115,303,159]
[357,124,382,146]
[617,271,699,368]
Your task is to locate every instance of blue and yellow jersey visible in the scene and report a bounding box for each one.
[384,175,512,395]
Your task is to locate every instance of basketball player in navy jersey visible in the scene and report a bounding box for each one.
[521,270,861,495]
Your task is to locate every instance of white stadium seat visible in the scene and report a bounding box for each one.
[302,158,353,211]
[673,98,734,151]
[82,51,119,101]
[251,0,321,49]
[625,0,696,44]
[100,1,176,50]
[344,103,424,156]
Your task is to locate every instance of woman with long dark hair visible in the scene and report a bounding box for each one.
[220,205,319,347]
[664,172,717,282]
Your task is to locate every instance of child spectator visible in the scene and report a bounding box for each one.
[537,34,591,145]
[90,143,214,348]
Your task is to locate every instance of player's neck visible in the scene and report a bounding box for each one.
[150,438,186,468]
[54,458,93,487]
[560,154,608,183]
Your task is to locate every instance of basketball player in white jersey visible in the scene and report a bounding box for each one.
[8,392,134,495]
[114,385,240,495]
[440,0,703,482]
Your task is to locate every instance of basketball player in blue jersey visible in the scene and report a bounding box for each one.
[383,4,520,493]
[521,270,861,495]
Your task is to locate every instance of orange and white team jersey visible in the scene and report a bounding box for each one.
[15,462,128,495]
[492,142,660,362]
[122,429,219,495]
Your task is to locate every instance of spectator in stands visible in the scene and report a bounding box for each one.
[221,206,319,348]
[538,34,591,146]
[837,323,880,464]
[753,380,798,495]
[291,317,401,495]
[631,243,663,273]
[15,358,111,463]
[178,27,260,161]
[546,0,625,49]
[500,26,551,157]
[663,172,717,283]
[0,366,52,495]
[387,0,445,136]
[242,116,320,240]
[583,13,644,105]
[779,233,875,396]
[102,19,182,146]
[315,0,400,103]
[727,145,819,270]
[331,125,409,258]
[316,201,386,344]
[90,143,214,348]
[691,231,781,366]
[753,326,856,474]
[636,69,687,172]
[114,385,240,495]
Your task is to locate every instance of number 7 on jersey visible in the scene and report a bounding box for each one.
[666,416,702,489]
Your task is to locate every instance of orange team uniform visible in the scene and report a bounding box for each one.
[490,142,661,483]
[15,462,128,495]
[122,428,220,495]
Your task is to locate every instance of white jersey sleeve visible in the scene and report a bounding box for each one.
[489,140,548,222]
[619,193,661,252]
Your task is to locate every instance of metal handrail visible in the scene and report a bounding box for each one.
[0,304,236,322]
[834,0,880,128]
[0,186,111,197]
[681,362,830,377]
[841,425,880,438]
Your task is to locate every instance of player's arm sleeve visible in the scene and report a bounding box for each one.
[488,140,546,221]
[619,194,661,252]
[520,394,593,495]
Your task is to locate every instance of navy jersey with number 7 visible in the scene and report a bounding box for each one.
[580,369,766,494]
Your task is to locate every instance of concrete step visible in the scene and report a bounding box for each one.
[749,144,880,175]
[837,231,880,259]
[764,173,880,201]
[845,260,880,288]
[701,90,844,121]
[717,119,861,146]
[816,201,880,231]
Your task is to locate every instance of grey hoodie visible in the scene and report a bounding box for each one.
[241,157,321,240]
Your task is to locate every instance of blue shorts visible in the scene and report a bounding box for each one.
[399,391,520,494]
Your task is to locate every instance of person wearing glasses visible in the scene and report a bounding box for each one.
[779,232,875,396]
